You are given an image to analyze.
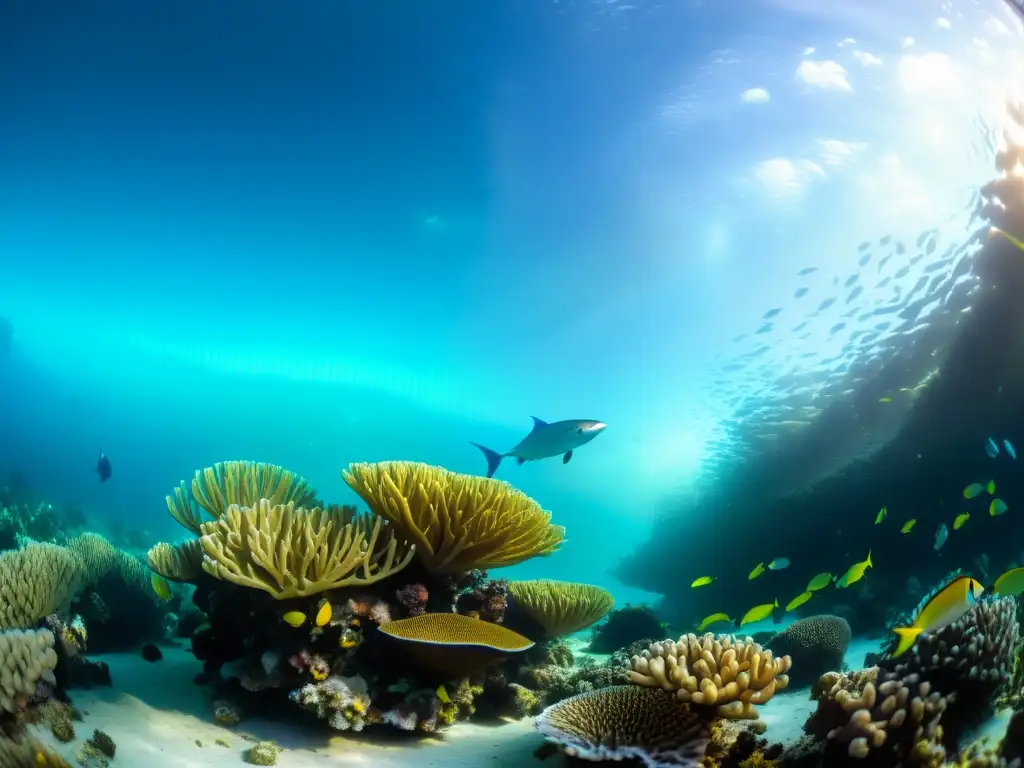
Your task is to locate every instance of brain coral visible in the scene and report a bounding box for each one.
[508,579,615,638]
[379,613,534,677]
[535,685,709,768]
[768,615,851,687]
[628,633,791,720]
[342,461,564,573]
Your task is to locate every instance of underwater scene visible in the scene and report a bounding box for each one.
[8,0,1024,767]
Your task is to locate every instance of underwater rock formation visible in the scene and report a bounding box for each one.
[768,615,851,688]
[589,604,664,654]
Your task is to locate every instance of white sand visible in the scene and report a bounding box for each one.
[31,646,545,767]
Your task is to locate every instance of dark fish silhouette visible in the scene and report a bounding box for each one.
[96,452,112,482]
[140,643,163,662]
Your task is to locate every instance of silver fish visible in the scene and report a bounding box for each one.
[471,417,607,478]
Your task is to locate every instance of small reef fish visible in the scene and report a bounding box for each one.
[282,611,306,628]
[739,599,779,627]
[986,437,1000,458]
[471,417,607,478]
[963,483,985,500]
[785,592,813,611]
[953,512,970,531]
[993,567,1024,596]
[878,396,893,404]
[697,612,731,631]
[151,574,171,601]
[315,601,332,627]
[768,558,790,571]
[934,523,948,550]
[988,480,997,494]
[901,519,916,534]
[748,563,765,580]
[1005,440,1017,460]
[875,506,887,524]
[690,576,716,588]
[837,551,872,588]
[990,498,1009,516]
[891,576,984,656]
[806,572,832,591]
[96,452,112,483]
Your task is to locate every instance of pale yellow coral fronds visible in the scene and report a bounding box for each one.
[342,461,565,573]
[198,500,415,599]
[0,543,85,629]
[192,461,318,518]
[508,580,614,637]
[147,540,204,582]
[64,532,117,584]
[627,633,792,719]
[165,482,208,535]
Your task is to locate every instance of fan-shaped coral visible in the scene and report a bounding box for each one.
[199,500,415,599]
[508,579,614,637]
[147,540,204,582]
[342,461,564,573]
[628,633,791,719]
[535,685,709,768]
[378,612,534,676]
[166,460,318,535]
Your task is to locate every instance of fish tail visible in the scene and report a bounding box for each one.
[891,627,923,657]
[470,442,504,478]
[865,549,873,568]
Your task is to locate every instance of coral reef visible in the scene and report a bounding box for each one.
[506,579,614,639]
[768,615,851,688]
[290,675,371,731]
[244,741,281,765]
[589,604,665,653]
[0,628,58,713]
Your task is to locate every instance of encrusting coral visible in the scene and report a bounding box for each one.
[507,579,614,638]
[342,461,564,573]
[198,500,415,599]
[628,633,792,719]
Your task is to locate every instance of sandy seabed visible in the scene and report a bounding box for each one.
[28,635,1011,767]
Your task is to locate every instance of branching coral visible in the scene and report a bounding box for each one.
[508,579,614,638]
[628,633,792,720]
[147,540,204,582]
[342,461,564,573]
[290,675,371,731]
[198,500,415,599]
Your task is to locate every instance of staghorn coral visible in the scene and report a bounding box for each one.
[166,460,319,535]
[147,540,204,582]
[290,675,371,731]
[628,633,791,720]
[768,615,851,687]
[198,500,415,598]
[507,579,614,638]
[535,685,709,767]
[342,461,564,573]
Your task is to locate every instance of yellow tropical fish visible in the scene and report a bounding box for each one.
[283,611,307,628]
[315,601,333,627]
[748,563,765,580]
[963,483,985,500]
[740,599,778,627]
[900,519,916,534]
[785,592,813,612]
[875,506,887,524]
[150,574,171,601]
[987,480,996,494]
[990,498,1009,516]
[878,396,892,404]
[990,226,1024,251]
[953,512,970,531]
[691,576,716,588]
[806,572,832,591]
[436,685,450,703]
[993,567,1024,596]
[697,612,731,632]
[892,576,984,656]
[837,551,873,588]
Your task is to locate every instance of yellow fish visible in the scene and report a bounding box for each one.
[806,572,832,591]
[963,483,985,500]
[953,512,970,530]
[315,601,333,627]
[892,576,984,656]
[990,498,1009,516]
[837,551,873,588]
[878,396,892,404]
[993,567,1024,596]
[748,563,765,580]
[697,612,731,632]
[875,506,887,524]
[282,611,307,628]
[436,685,450,703]
[988,480,997,495]
[900,519,916,534]
[739,599,779,627]
[785,592,813,611]
[150,574,171,601]
[990,226,1024,251]
[690,576,716,588]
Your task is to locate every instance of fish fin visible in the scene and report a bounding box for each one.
[470,442,504,478]
[891,627,923,657]
[563,450,573,464]
[517,457,526,466]
[529,416,548,431]
[866,549,873,568]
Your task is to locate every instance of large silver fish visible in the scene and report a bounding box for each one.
[471,417,607,478]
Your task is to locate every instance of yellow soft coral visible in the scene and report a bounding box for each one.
[147,540,204,582]
[628,633,791,719]
[199,500,415,598]
[0,543,85,629]
[507,579,614,637]
[342,461,564,573]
